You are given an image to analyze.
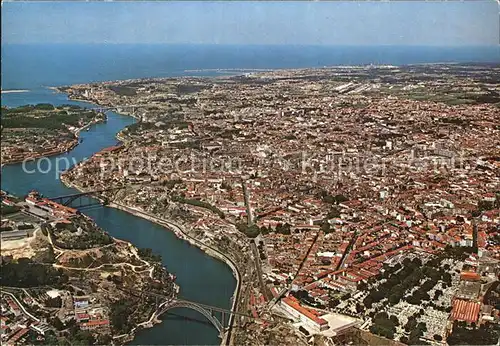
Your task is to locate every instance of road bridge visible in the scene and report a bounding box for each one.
[87,104,142,113]
[85,103,160,122]
[48,181,159,209]
[48,186,126,209]
[123,288,258,339]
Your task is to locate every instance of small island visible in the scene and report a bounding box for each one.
[0,190,177,344]
[0,104,105,165]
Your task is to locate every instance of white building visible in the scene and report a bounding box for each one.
[280,296,329,333]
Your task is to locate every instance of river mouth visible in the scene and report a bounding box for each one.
[1,89,236,345]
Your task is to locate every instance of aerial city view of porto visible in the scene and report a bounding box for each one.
[0,1,499,346]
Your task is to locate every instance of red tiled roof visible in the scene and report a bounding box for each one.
[460,271,481,282]
[76,313,90,320]
[451,299,481,323]
[100,145,122,153]
[283,296,328,326]
[7,328,29,343]
[81,319,109,328]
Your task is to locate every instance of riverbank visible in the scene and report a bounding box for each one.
[46,178,174,344]
[51,90,241,345]
[1,108,104,166]
[107,201,241,346]
[0,187,178,344]
[2,53,239,345]
[59,174,241,346]
[55,86,142,122]
[0,139,78,166]
[57,91,241,330]
[74,116,105,136]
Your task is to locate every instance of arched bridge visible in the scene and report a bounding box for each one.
[49,186,126,209]
[158,299,225,334]
[48,182,157,209]
[155,296,256,338]
[86,104,159,122]
[129,289,258,339]
[88,104,142,114]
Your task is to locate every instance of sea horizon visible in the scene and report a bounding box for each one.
[2,44,499,91]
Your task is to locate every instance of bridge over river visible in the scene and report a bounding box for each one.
[46,187,259,340]
[120,288,262,340]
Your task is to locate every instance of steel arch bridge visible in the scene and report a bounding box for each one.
[145,292,257,339]
[49,186,126,209]
[157,299,225,334]
[87,104,160,122]
[48,182,155,209]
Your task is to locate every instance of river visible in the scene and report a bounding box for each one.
[1,87,236,345]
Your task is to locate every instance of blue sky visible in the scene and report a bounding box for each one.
[2,1,498,46]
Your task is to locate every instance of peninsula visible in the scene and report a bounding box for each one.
[1,104,105,165]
